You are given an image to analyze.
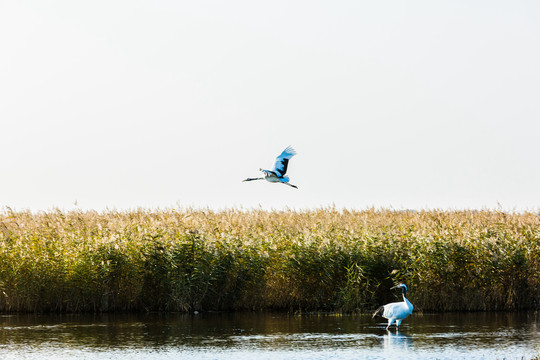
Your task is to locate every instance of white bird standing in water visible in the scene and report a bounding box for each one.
[243,146,298,189]
[373,283,414,330]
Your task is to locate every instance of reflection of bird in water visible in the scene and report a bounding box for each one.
[383,330,413,352]
[373,283,414,330]
[243,146,298,189]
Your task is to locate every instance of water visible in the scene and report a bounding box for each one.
[0,312,538,360]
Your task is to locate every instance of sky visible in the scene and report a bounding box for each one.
[1,1,540,212]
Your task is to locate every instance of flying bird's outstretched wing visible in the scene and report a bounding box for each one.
[273,146,296,177]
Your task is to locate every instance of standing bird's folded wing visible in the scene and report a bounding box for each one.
[273,146,297,177]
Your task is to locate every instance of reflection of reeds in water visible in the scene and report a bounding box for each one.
[0,208,538,313]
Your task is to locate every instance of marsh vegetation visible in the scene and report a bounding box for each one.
[0,208,538,313]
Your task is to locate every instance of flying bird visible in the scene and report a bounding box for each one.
[243,146,298,189]
[373,283,414,331]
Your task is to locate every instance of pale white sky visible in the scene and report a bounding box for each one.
[1,1,539,212]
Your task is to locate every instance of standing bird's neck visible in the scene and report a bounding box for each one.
[402,288,413,310]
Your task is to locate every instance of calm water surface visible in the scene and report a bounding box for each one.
[0,312,538,360]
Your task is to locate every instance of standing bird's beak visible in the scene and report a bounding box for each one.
[390,283,402,290]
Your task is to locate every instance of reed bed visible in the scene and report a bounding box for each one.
[0,208,538,313]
